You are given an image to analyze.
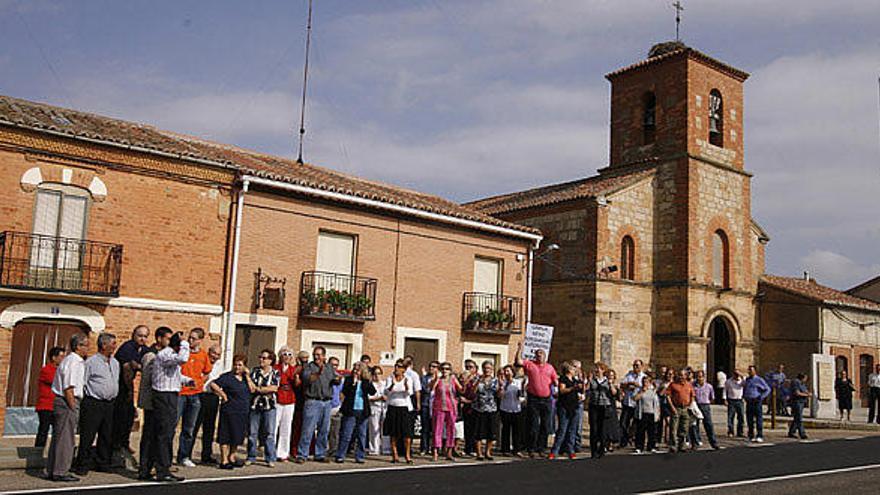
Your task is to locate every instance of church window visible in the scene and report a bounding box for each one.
[709,89,724,147]
[642,92,656,145]
[712,229,729,288]
[620,235,635,281]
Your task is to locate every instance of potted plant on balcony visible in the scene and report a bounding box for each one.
[339,291,354,315]
[466,310,486,330]
[302,290,319,314]
[502,311,515,331]
[326,289,344,314]
[317,289,331,313]
[487,309,504,330]
[353,294,373,317]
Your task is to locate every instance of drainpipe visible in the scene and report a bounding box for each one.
[223,178,249,368]
[526,239,541,325]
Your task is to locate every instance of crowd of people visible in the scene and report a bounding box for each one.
[36,325,824,483]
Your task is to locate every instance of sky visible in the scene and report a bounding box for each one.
[1,0,879,290]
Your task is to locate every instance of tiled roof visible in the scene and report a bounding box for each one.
[0,94,539,238]
[605,44,750,82]
[847,275,880,295]
[464,167,655,216]
[761,275,880,312]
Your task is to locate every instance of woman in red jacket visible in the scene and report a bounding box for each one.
[35,347,66,448]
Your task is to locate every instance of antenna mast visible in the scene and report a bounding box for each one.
[296,0,314,164]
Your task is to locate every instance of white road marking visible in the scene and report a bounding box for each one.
[0,460,512,495]
[637,463,880,494]
[845,436,864,440]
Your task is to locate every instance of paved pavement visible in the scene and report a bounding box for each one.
[2,430,879,494]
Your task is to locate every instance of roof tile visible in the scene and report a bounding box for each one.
[0,94,539,237]
[761,275,880,312]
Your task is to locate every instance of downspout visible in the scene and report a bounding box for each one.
[526,239,541,325]
[223,178,249,368]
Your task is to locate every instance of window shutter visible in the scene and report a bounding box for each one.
[316,232,355,276]
[31,191,61,268]
[473,258,501,295]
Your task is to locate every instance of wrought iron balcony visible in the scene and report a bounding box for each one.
[462,292,523,334]
[299,271,377,321]
[0,231,123,297]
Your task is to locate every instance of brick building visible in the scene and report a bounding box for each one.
[759,274,880,407]
[468,42,769,375]
[848,275,880,304]
[0,95,539,435]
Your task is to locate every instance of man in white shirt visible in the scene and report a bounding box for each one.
[723,369,745,437]
[619,360,646,448]
[150,328,191,483]
[46,333,89,482]
[868,364,880,424]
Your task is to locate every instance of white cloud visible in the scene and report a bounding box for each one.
[799,250,880,290]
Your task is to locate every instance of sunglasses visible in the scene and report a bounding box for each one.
[260,355,272,360]
[281,352,293,357]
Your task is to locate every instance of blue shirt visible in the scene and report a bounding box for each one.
[331,381,344,408]
[115,340,147,366]
[214,371,252,415]
[353,384,365,411]
[744,375,771,401]
[765,371,786,388]
[791,379,808,403]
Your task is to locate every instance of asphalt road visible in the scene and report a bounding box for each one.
[6,437,880,494]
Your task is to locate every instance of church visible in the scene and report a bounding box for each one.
[467,41,769,376]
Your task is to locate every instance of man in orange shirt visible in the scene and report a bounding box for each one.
[666,369,695,452]
[176,328,212,467]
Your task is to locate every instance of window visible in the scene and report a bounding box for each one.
[620,235,635,280]
[712,229,729,288]
[473,257,502,295]
[708,89,723,147]
[316,231,356,276]
[30,185,90,283]
[642,92,656,145]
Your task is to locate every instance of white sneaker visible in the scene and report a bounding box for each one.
[181,458,196,468]
[755,437,764,443]
[634,449,643,454]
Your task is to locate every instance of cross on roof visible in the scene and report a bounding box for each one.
[673,1,684,41]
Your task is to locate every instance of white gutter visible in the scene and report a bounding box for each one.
[243,174,543,244]
[223,179,249,368]
[526,239,540,325]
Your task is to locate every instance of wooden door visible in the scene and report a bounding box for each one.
[233,325,276,369]
[6,321,89,407]
[403,338,438,371]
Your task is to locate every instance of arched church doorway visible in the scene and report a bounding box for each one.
[707,316,734,382]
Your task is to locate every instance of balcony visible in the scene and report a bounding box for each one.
[299,271,377,322]
[0,231,123,297]
[462,292,523,334]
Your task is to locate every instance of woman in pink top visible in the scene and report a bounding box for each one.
[430,362,461,462]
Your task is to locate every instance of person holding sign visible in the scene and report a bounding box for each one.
[515,341,558,458]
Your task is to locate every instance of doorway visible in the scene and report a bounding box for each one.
[860,354,874,406]
[314,342,352,369]
[233,324,276,369]
[403,337,439,371]
[707,316,733,380]
[5,320,90,435]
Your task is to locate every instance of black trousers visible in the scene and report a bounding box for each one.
[635,414,656,451]
[111,380,136,450]
[193,392,219,461]
[499,410,525,453]
[619,405,636,446]
[138,409,156,477]
[588,404,607,458]
[36,410,54,448]
[75,396,115,471]
[527,395,552,454]
[463,408,477,454]
[152,392,179,477]
[868,387,880,424]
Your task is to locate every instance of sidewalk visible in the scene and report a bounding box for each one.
[2,414,879,493]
